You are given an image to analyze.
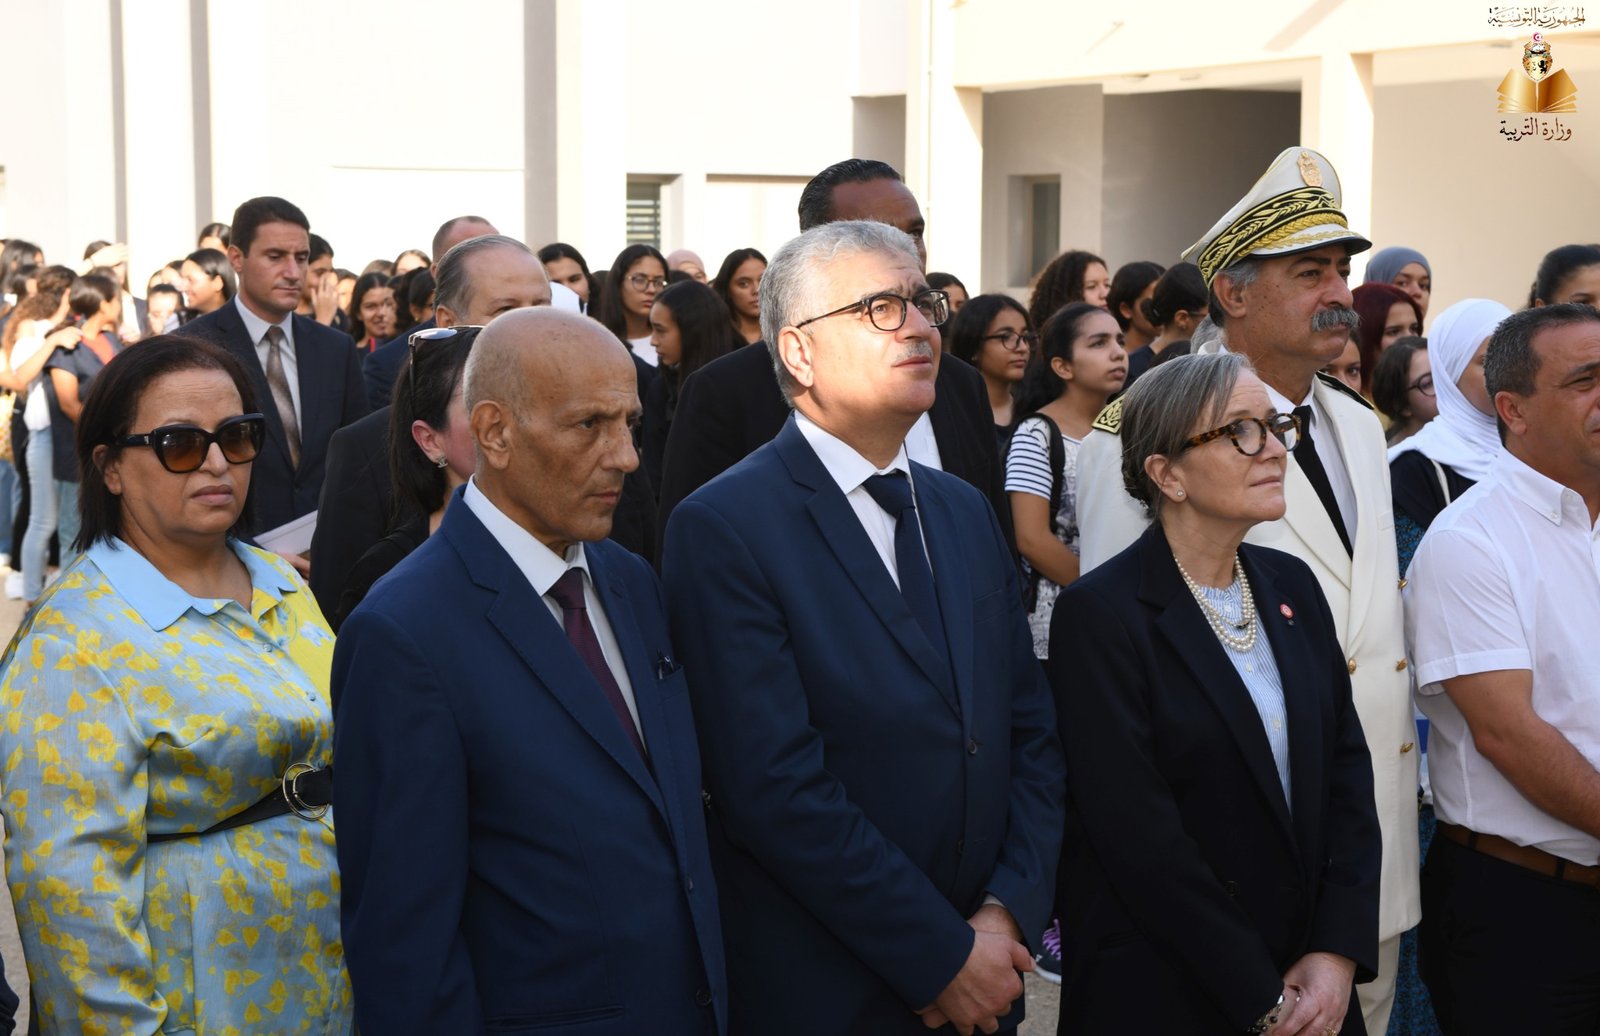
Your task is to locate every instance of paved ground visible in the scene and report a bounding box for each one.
[0,576,1058,1034]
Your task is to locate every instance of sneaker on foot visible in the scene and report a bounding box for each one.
[1033,919,1062,984]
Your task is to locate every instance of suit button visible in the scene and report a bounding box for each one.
[1395,659,1408,672]
[1223,881,1239,897]
[1346,658,1358,674]
[1398,577,1408,589]
[1401,742,1415,754]
[695,988,713,1007]
[967,738,979,755]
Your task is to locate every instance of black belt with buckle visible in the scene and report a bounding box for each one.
[148,763,333,844]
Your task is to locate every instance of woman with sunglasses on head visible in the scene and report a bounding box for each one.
[0,335,354,1033]
[333,325,480,629]
[947,293,1035,448]
[1049,352,1381,1036]
[599,244,670,367]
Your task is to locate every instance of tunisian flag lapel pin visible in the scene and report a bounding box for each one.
[1279,603,1295,626]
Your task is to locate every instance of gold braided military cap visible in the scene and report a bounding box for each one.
[1182,146,1371,288]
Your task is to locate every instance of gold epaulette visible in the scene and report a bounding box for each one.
[1091,398,1123,434]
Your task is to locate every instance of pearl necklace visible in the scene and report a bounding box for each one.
[1175,556,1259,653]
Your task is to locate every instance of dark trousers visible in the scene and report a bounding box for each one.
[1421,832,1600,1035]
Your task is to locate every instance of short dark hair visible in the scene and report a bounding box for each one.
[390,326,479,519]
[1529,243,1600,308]
[1143,262,1207,328]
[308,233,334,264]
[946,293,1030,364]
[598,244,668,342]
[148,283,182,301]
[1107,261,1165,331]
[797,159,903,232]
[1484,304,1600,435]
[927,271,968,296]
[75,335,260,552]
[1370,336,1427,427]
[197,222,231,248]
[229,197,309,255]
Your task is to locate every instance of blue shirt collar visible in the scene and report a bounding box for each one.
[88,537,300,631]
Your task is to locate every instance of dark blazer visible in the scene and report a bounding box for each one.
[656,342,1014,556]
[309,406,393,621]
[176,302,368,534]
[362,318,432,412]
[1048,526,1380,1035]
[333,498,726,1034]
[662,416,1064,1034]
[308,402,659,623]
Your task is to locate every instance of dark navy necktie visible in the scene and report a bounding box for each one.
[1292,405,1352,555]
[862,472,949,661]
[547,568,647,758]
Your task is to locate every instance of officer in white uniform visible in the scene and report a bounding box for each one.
[1075,146,1420,1036]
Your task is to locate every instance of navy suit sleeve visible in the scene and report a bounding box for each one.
[1303,577,1382,980]
[332,606,481,1033]
[978,504,1064,945]
[655,363,742,546]
[663,500,976,1010]
[1048,581,1284,1030]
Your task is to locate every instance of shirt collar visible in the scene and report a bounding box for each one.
[462,478,589,597]
[233,294,294,348]
[794,410,912,496]
[1492,448,1595,529]
[88,537,299,631]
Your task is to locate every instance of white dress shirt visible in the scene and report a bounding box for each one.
[1264,380,1358,538]
[234,295,301,424]
[1406,449,1600,864]
[795,412,928,588]
[903,411,942,472]
[463,479,645,743]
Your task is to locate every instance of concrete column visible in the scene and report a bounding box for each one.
[903,0,983,283]
[120,0,202,283]
[1301,52,1375,279]
[555,0,627,265]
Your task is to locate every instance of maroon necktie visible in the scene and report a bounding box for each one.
[546,568,647,758]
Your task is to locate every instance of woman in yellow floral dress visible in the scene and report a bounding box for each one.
[0,336,353,1033]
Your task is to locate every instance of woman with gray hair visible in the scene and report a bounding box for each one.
[1046,353,1383,1035]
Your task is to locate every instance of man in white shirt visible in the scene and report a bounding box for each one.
[1406,302,1600,1035]
[331,308,726,1033]
[661,219,1063,1035]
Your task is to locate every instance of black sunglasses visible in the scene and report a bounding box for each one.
[113,413,267,473]
[408,325,483,412]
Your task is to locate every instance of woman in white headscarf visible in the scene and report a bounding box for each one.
[1387,297,1509,574]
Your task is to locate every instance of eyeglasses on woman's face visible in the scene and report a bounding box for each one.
[626,273,668,293]
[794,289,950,334]
[113,413,267,473]
[1181,412,1300,457]
[983,329,1038,353]
[1408,373,1435,397]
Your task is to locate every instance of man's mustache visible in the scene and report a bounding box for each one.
[1312,307,1360,332]
[892,342,936,364]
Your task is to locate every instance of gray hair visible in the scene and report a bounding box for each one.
[761,220,923,405]
[1119,351,1250,521]
[1208,257,1262,328]
[434,234,533,318]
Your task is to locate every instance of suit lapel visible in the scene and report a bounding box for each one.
[216,305,296,471]
[444,503,666,815]
[1139,531,1296,850]
[1313,381,1378,627]
[291,316,332,464]
[777,419,961,716]
[1246,548,1324,875]
[1280,454,1350,587]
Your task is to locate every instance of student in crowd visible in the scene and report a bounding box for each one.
[1029,249,1110,330]
[1370,336,1434,449]
[641,280,739,497]
[348,271,397,352]
[1352,282,1422,395]
[1124,262,1208,388]
[712,247,767,345]
[927,271,969,313]
[600,244,670,366]
[538,241,596,312]
[946,292,1035,445]
[1364,246,1432,320]
[1107,260,1164,356]
[180,247,236,318]
[1528,242,1600,307]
